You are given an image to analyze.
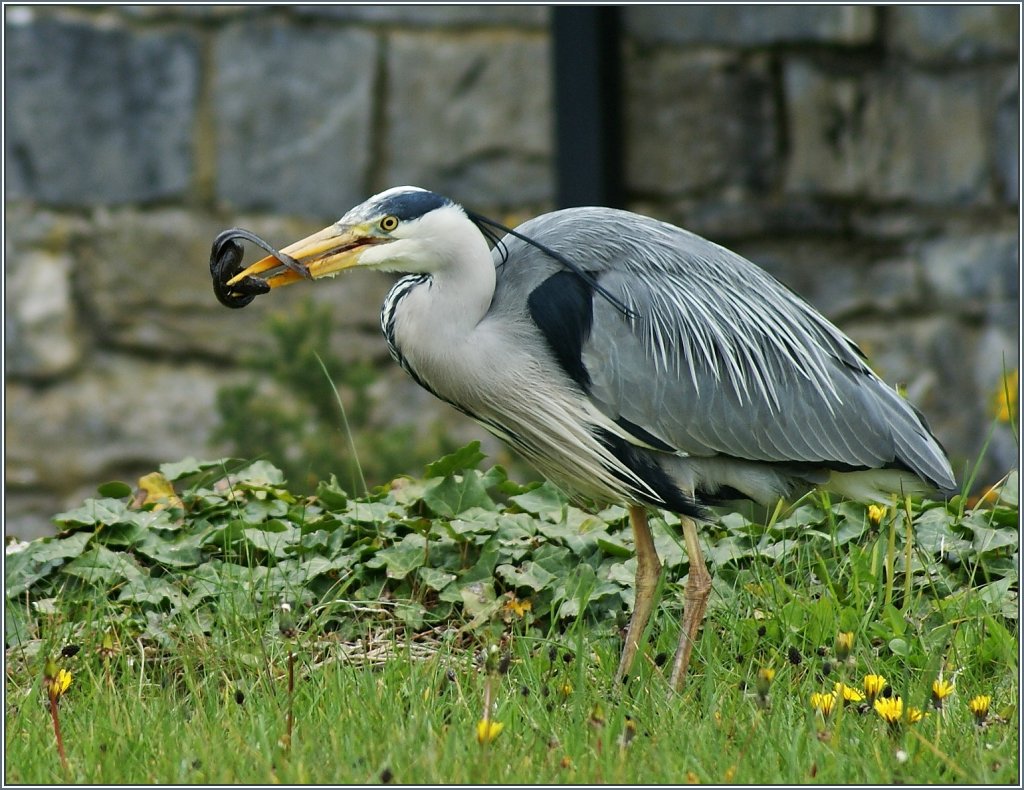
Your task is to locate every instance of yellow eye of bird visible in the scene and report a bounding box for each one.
[380,215,399,232]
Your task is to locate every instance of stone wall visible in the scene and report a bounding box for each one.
[5,6,1019,538]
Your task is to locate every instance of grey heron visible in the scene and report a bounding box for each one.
[221,186,957,690]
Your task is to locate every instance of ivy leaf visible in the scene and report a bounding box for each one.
[97,481,133,498]
[160,457,238,482]
[53,498,129,530]
[422,472,495,518]
[366,533,427,579]
[242,524,301,559]
[424,442,484,478]
[62,545,144,586]
[509,483,567,521]
[496,561,556,591]
[118,575,186,609]
[418,566,456,592]
[315,475,349,510]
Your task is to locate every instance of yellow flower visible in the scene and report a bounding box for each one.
[475,719,504,744]
[834,682,865,703]
[504,595,532,618]
[992,369,1018,424]
[560,682,573,697]
[874,696,904,726]
[968,694,991,723]
[867,504,887,526]
[931,678,954,709]
[43,658,72,701]
[755,667,775,698]
[863,674,887,703]
[905,705,926,724]
[835,631,854,661]
[810,692,837,717]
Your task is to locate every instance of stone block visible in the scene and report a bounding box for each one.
[383,31,553,208]
[295,5,548,28]
[995,75,1019,205]
[624,50,777,197]
[624,6,875,46]
[733,238,920,322]
[889,6,1020,62]
[213,20,377,217]
[4,205,87,379]
[919,231,1018,310]
[784,60,991,204]
[74,208,394,362]
[4,356,236,494]
[5,13,199,205]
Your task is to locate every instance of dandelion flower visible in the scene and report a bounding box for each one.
[835,682,865,703]
[874,696,904,727]
[810,692,837,717]
[968,695,991,724]
[863,674,887,703]
[992,369,1018,424]
[755,667,775,698]
[905,705,926,724]
[49,669,72,700]
[867,504,887,526]
[835,631,854,662]
[43,658,72,702]
[931,678,954,709]
[504,595,532,618]
[476,719,504,744]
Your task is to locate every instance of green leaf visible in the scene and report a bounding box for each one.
[63,545,144,586]
[22,530,93,564]
[315,475,349,509]
[97,480,133,498]
[888,637,911,657]
[422,472,495,518]
[366,533,427,579]
[118,575,186,609]
[496,560,556,591]
[234,460,287,486]
[160,457,237,481]
[418,566,456,592]
[242,524,301,559]
[134,532,206,568]
[53,498,129,529]
[596,537,632,558]
[968,524,1018,555]
[509,483,567,521]
[424,441,485,478]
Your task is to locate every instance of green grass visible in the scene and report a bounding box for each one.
[4,451,1018,783]
[5,602,1017,784]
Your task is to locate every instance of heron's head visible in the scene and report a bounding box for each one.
[227,186,484,289]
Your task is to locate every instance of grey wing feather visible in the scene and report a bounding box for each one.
[499,208,956,493]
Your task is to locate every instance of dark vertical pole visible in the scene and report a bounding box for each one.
[552,6,623,209]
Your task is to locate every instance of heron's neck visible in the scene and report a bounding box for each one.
[385,235,497,392]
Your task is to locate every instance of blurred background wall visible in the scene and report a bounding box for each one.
[5,5,1019,539]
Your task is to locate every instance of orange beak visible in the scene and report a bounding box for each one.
[226,222,382,289]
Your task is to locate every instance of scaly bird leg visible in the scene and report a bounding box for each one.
[667,515,712,692]
[614,505,662,685]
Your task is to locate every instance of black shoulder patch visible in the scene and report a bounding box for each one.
[527,271,596,391]
[377,190,453,222]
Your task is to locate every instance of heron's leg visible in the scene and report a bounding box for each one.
[667,516,712,692]
[614,505,661,685]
